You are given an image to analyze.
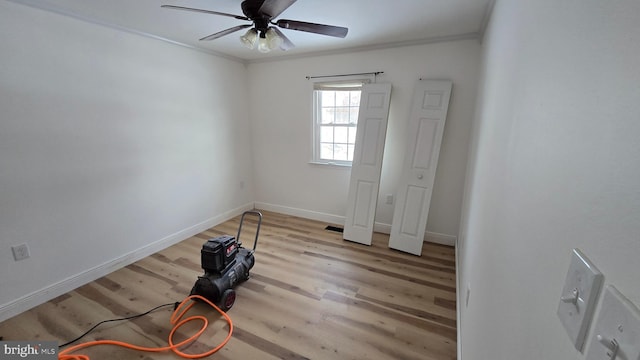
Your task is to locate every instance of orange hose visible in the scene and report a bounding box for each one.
[58,294,233,360]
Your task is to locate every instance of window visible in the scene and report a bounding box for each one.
[311,78,370,165]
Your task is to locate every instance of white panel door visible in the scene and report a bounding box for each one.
[389,80,452,255]
[343,83,392,245]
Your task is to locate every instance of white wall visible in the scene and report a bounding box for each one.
[248,40,480,239]
[0,1,253,321]
[458,0,640,359]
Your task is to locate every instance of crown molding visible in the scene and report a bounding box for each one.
[245,32,481,65]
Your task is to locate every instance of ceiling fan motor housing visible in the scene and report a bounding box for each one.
[241,1,272,35]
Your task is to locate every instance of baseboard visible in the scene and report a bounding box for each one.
[425,231,457,247]
[376,225,456,246]
[455,236,463,360]
[373,222,392,234]
[254,202,345,226]
[0,202,254,323]
[254,202,456,247]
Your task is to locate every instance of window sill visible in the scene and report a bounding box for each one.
[308,161,352,168]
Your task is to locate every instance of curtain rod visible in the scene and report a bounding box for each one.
[306,71,384,80]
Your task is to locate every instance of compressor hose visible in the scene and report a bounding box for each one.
[58,294,233,360]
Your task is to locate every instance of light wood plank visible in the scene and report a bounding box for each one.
[0,210,456,359]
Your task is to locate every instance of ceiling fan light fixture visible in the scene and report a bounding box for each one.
[257,28,282,53]
[240,28,258,49]
[257,35,271,53]
[265,27,283,50]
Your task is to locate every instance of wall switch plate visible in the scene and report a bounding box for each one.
[557,248,604,351]
[586,285,640,360]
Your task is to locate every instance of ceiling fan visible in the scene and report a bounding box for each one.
[161,0,349,53]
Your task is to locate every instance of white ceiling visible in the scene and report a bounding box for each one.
[10,0,492,62]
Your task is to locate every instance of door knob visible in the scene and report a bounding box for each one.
[417,174,423,179]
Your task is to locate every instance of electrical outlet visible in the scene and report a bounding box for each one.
[586,285,640,360]
[385,194,393,205]
[11,243,30,261]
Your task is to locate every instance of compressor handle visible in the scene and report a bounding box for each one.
[237,210,262,251]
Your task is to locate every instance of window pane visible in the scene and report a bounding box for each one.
[348,126,357,144]
[320,143,334,159]
[334,144,348,161]
[349,108,359,124]
[350,91,361,106]
[320,126,333,143]
[335,107,350,124]
[335,91,350,106]
[321,91,335,107]
[334,127,348,144]
[313,84,364,164]
[321,108,334,124]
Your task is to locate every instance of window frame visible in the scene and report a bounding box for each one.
[310,75,373,166]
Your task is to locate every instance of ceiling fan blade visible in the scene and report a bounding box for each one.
[271,27,295,51]
[276,19,348,38]
[161,5,249,21]
[257,0,297,19]
[200,24,253,41]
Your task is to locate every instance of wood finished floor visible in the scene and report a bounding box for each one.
[0,211,457,359]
